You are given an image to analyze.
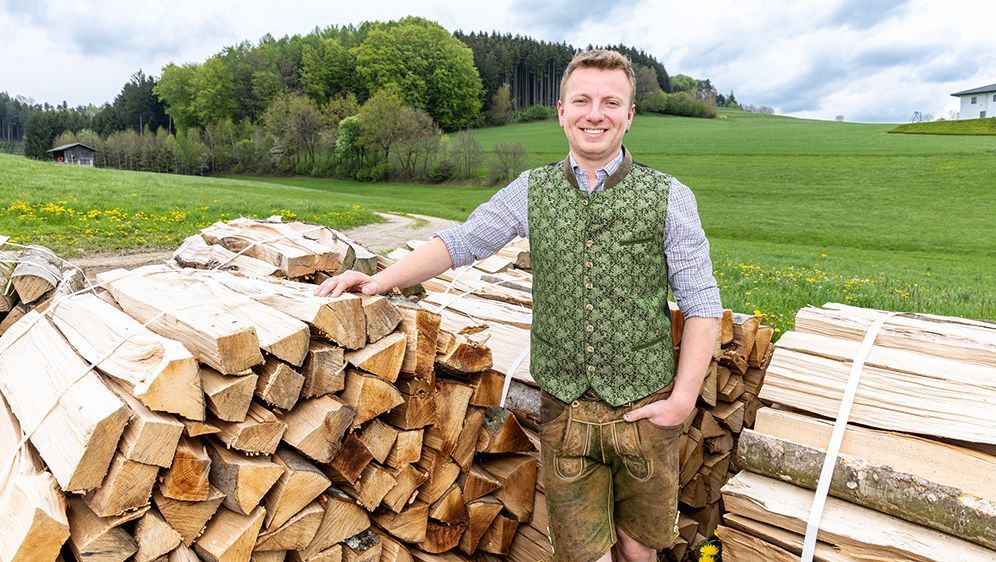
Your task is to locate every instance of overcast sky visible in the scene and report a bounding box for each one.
[2,0,994,122]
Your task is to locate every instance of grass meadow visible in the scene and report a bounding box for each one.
[2,109,993,332]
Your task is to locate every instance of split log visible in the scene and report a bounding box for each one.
[718,373,745,402]
[183,419,220,439]
[325,433,374,485]
[254,501,323,551]
[435,332,492,375]
[300,341,346,399]
[0,302,29,336]
[394,303,441,380]
[748,326,774,367]
[82,452,159,517]
[153,485,226,546]
[134,510,183,562]
[160,437,212,501]
[298,489,370,560]
[415,447,461,505]
[97,268,263,374]
[359,295,402,343]
[214,402,287,455]
[381,378,435,430]
[431,380,475,457]
[265,448,332,530]
[428,484,466,525]
[343,529,382,562]
[716,524,819,562]
[374,501,429,543]
[65,497,137,562]
[206,441,283,515]
[458,465,501,503]
[189,270,366,350]
[344,332,407,382]
[340,369,404,426]
[698,362,718,407]
[421,522,468,554]
[0,393,70,562]
[172,234,283,278]
[731,313,759,352]
[168,544,205,562]
[194,506,266,562]
[477,455,537,523]
[356,419,398,464]
[710,400,744,434]
[448,408,485,471]
[0,311,130,492]
[278,395,353,463]
[476,515,518,556]
[678,427,704,487]
[477,408,536,454]
[341,462,398,511]
[254,358,305,410]
[0,250,18,314]
[200,367,257,422]
[50,293,204,420]
[109,379,185,467]
[11,246,61,304]
[372,529,414,562]
[381,464,429,513]
[458,496,502,554]
[721,471,995,561]
[384,429,423,469]
[200,219,339,278]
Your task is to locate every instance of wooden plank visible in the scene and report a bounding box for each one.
[50,293,205,421]
[721,471,995,561]
[0,311,130,492]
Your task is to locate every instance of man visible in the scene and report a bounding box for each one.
[316,49,721,562]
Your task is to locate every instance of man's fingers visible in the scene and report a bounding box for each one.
[623,404,651,422]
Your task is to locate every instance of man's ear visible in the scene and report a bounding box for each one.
[557,100,565,127]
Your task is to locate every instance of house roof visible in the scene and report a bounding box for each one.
[47,142,97,153]
[951,83,996,96]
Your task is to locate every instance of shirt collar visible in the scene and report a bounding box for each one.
[569,148,625,179]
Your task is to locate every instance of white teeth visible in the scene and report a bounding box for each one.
[582,129,606,135]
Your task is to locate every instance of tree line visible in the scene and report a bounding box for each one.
[20,17,736,182]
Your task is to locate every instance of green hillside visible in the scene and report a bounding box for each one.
[3,109,993,331]
[889,117,996,135]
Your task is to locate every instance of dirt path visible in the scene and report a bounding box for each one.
[71,212,460,279]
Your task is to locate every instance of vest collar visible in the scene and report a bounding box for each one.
[562,147,634,191]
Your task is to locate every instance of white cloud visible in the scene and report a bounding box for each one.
[1,0,993,121]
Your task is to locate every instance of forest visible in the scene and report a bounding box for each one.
[8,17,736,182]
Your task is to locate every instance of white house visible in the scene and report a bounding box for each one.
[951,83,996,119]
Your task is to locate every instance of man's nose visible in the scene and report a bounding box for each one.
[585,103,604,121]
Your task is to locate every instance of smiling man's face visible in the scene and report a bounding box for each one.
[558,66,636,171]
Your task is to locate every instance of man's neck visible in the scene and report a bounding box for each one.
[570,148,624,185]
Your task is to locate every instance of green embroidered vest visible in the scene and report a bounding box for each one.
[528,150,675,406]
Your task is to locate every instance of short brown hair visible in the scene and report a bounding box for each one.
[560,49,636,105]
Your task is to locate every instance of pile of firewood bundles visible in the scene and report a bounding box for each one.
[0,221,543,562]
[720,303,996,561]
[384,238,778,561]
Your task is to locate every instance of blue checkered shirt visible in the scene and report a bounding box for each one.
[435,149,722,318]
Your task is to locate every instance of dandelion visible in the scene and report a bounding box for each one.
[699,556,714,562]
[700,543,719,556]
[820,252,827,257]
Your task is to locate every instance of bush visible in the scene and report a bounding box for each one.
[514,105,556,122]
[428,159,456,183]
[638,91,716,119]
[355,162,389,182]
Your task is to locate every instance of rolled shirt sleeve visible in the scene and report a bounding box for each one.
[665,178,723,318]
[434,170,530,268]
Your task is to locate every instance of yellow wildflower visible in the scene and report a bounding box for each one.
[699,556,715,562]
[700,543,719,556]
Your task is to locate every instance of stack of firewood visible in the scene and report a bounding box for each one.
[0,223,544,562]
[719,303,996,560]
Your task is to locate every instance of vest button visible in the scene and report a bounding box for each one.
[585,304,593,311]
[586,324,594,333]
[585,283,593,290]
[585,240,593,248]
[586,345,594,353]
[585,261,593,268]
[587,365,595,373]
[582,199,589,206]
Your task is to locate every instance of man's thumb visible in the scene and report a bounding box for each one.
[623,405,649,423]
[361,283,378,295]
